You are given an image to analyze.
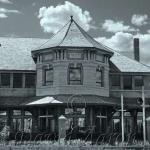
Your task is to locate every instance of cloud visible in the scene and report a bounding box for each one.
[38,1,93,34]
[0,8,20,13]
[95,32,150,65]
[0,0,12,4]
[131,14,148,26]
[0,8,20,18]
[102,19,138,33]
[95,32,133,52]
[0,13,7,18]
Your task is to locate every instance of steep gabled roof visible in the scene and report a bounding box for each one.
[34,17,113,54]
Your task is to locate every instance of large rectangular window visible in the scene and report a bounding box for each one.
[13,73,23,88]
[39,108,54,132]
[134,76,143,89]
[68,64,82,85]
[0,73,10,87]
[110,75,120,89]
[123,75,132,90]
[96,67,104,87]
[25,73,36,88]
[44,68,53,85]
[12,110,22,132]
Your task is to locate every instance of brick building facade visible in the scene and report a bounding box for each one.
[0,17,150,140]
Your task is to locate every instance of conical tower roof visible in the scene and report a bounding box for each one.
[34,16,113,54]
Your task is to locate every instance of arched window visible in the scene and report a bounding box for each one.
[68,63,83,85]
[96,66,104,87]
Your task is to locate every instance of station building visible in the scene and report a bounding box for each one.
[0,17,150,140]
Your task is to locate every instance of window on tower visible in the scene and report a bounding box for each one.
[68,63,82,85]
[96,66,104,87]
[43,65,53,86]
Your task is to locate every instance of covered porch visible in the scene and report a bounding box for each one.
[0,95,150,142]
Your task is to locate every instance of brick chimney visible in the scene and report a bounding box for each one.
[134,38,140,61]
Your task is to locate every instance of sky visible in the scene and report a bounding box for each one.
[0,0,150,65]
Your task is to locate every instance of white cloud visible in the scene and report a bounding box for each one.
[102,19,138,33]
[0,8,20,13]
[131,14,148,26]
[95,32,150,65]
[95,32,133,52]
[38,1,93,34]
[0,0,12,4]
[0,8,20,18]
[0,13,7,18]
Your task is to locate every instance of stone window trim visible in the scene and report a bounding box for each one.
[42,65,53,86]
[68,63,83,85]
[96,66,104,87]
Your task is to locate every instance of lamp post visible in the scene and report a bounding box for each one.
[142,86,146,146]
[121,93,124,145]
[137,86,148,146]
[116,94,126,145]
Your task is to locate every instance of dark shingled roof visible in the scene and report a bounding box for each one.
[34,18,113,54]
[1,18,150,72]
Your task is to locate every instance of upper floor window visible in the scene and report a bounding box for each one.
[123,75,132,90]
[68,63,82,85]
[110,74,120,89]
[13,73,23,88]
[25,73,36,88]
[0,73,10,88]
[96,66,104,87]
[134,76,143,89]
[43,65,53,85]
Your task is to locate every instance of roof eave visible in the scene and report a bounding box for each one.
[32,46,113,57]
